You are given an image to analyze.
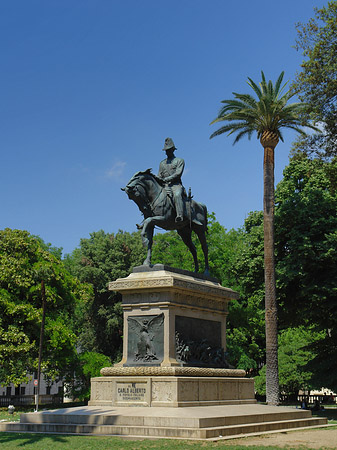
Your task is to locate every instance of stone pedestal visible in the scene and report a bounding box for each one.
[89,265,256,407]
[110,265,239,368]
[89,367,255,407]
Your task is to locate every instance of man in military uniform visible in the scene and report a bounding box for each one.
[158,138,185,222]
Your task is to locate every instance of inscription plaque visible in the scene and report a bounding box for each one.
[116,382,147,402]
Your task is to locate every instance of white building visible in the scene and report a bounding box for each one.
[0,374,64,406]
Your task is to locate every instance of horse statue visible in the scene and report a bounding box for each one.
[122,169,209,274]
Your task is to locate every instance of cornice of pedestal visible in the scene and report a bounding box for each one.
[109,265,239,302]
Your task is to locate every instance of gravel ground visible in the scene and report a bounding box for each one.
[228,426,337,449]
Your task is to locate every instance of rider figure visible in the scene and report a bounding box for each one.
[158,138,185,222]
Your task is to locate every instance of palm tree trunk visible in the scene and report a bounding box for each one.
[262,140,279,406]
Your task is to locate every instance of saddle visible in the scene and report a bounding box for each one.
[164,187,203,226]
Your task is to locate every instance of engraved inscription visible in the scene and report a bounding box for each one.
[116,382,147,402]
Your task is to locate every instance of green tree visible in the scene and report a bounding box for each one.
[227,211,266,375]
[152,213,245,287]
[255,327,323,398]
[64,230,145,361]
[151,230,195,272]
[292,1,337,159]
[275,155,337,391]
[228,156,337,392]
[0,228,87,386]
[33,236,63,260]
[210,71,318,405]
[69,351,111,401]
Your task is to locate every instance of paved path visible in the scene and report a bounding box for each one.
[228,426,337,449]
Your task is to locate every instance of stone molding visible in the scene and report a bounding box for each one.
[109,269,239,302]
[122,301,229,315]
[100,366,246,378]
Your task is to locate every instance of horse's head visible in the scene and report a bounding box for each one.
[122,170,148,197]
[121,169,155,212]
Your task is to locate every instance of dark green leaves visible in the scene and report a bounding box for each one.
[0,228,86,385]
[293,2,337,158]
[65,230,145,360]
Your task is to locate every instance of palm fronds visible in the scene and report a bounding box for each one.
[210,71,319,145]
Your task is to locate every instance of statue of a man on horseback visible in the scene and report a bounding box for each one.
[122,138,209,275]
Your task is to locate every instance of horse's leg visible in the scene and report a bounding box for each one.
[141,218,155,266]
[141,216,167,266]
[177,227,199,273]
[194,226,210,276]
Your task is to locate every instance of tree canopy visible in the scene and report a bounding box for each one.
[224,155,337,393]
[64,229,145,362]
[275,155,337,391]
[210,71,317,143]
[152,213,244,287]
[0,228,89,386]
[293,1,337,158]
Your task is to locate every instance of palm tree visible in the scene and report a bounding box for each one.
[210,71,318,405]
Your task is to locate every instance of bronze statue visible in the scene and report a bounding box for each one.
[122,138,209,274]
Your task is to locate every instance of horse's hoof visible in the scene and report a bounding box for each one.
[204,269,210,276]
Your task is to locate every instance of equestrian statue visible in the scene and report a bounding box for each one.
[122,138,209,274]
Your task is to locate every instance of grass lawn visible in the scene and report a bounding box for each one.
[0,433,326,450]
[0,407,33,422]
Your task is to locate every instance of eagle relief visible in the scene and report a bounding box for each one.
[127,313,164,363]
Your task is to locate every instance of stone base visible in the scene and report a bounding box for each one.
[89,374,255,407]
[0,404,328,440]
[109,265,239,368]
[96,267,253,407]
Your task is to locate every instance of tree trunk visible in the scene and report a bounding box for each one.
[36,280,46,412]
[261,134,279,406]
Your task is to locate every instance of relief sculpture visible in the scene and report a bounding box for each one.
[175,332,233,368]
[128,313,164,363]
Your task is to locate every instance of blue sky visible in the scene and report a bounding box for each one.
[1,0,324,255]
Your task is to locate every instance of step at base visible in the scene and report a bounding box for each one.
[0,405,329,440]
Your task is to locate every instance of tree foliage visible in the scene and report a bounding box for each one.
[223,155,337,392]
[210,71,317,143]
[293,1,337,158]
[255,327,323,397]
[152,213,245,287]
[276,155,337,327]
[0,228,87,386]
[275,155,337,391]
[227,211,266,375]
[70,351,111,401]
[64,230,145,361]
